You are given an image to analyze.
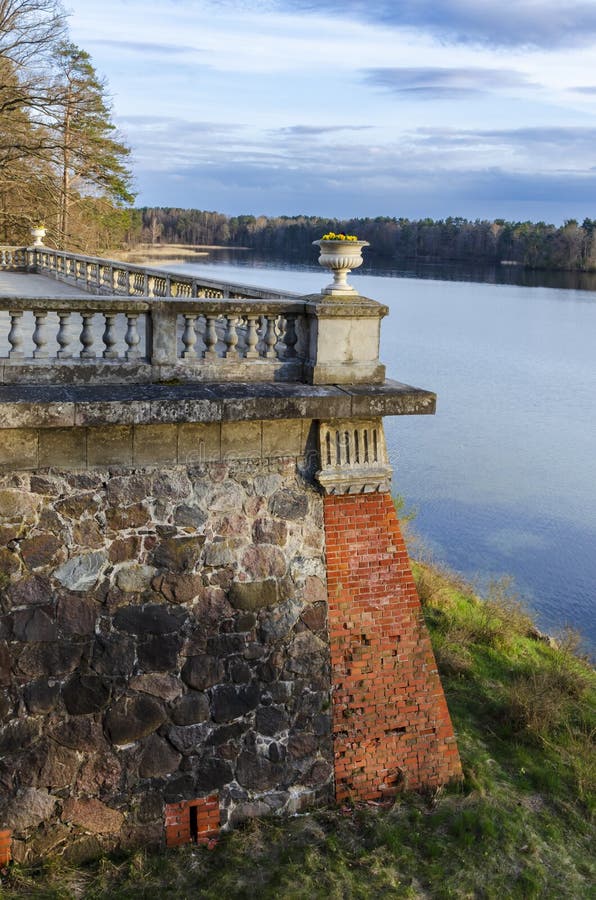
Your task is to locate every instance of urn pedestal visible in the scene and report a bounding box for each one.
[30,227,46,247]
[312,239,369,295]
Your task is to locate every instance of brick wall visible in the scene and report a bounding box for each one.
[165,795,220,847]
[323,492,462,802]
[0,830,11,867]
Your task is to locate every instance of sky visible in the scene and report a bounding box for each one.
[66,0,596,222]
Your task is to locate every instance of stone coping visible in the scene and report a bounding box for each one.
[0,379,435,430]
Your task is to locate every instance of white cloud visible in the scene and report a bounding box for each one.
[66,0,596,219]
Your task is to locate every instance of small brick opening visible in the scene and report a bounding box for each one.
[165,795,220,848]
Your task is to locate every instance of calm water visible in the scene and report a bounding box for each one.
[165,252,596,653]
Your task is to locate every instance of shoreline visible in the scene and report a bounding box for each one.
[114,243,250,264]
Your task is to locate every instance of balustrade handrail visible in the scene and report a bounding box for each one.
[0,296,306,315]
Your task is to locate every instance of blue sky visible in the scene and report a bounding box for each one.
[68,0,596,222]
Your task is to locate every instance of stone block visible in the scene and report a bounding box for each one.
[221,421,262,460]
[38,429,86,468]
[170,691,210,726]
[228,579,281,611]
[54,551,107,592]
[61,798,123,835]
[138,734,181,778]
[0,429,38,471]
[62,675,110,715]
[132,425,178,466]
[104,695,166,745]
[262,419,304,458]
[3,788,56,833]
[178,423,221,463]
[86,426,133,467]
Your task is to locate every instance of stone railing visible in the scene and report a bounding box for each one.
[0,296,310,384]
[0,246,388,386]
[0,246,28,270]
[34,247,292,300]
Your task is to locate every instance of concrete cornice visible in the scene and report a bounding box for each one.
[0,379,436,430]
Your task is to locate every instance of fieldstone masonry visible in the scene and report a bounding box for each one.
[0,255,462,862]
[0,435,334,863]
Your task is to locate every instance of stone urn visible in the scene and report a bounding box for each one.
[30,226,46,247]
[313,238,369,295]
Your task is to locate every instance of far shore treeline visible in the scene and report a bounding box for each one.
[136,208,596,272]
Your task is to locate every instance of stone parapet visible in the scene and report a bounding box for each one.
[0,250,389,388]
[0,380,435,432]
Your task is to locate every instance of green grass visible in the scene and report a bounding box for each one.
[2,563,594,899]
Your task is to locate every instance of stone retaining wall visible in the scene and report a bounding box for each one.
[0,443,332,863]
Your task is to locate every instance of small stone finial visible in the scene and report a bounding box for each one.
[313,236,369,296]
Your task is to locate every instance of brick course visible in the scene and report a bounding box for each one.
[323,492,462,802]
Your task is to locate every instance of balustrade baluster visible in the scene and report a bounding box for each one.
[7,311,25,358]
[245,315,259,358]
[32,311,49,359]
[125,314,141,360]
[283,314,298,358]
[147,275,155,298]
[224,316,239,358]
[264,315,278,358]
[127,273,135,295]
[80,314,96,359]
[181,315,198,358]
[57,313,73,359]
[204,315,218,358]
[102,314,119,359]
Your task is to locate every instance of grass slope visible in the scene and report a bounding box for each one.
[3,564,594,900]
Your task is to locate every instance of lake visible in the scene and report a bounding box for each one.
[165,252,596,654]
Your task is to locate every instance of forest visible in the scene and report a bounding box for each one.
[0,0,135,251]
[136,208,596,271]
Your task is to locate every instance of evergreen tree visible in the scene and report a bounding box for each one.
[48,41,134,244]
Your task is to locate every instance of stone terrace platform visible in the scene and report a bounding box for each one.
[0,271,83,297]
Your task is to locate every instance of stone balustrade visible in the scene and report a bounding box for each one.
[4,245,292,300]
[0,246,388,386]
[0,296,309,385]
[0,246,28,270]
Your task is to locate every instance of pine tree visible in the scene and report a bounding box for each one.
[48,41,134,244]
